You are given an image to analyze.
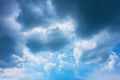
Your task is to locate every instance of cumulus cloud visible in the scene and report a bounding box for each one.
[15,47,56,72]
[73,30,120,65]
[23,24,70,53]
[73,38,97,65]
[10,47,57,80]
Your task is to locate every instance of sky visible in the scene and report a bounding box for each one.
[0,0,120,80]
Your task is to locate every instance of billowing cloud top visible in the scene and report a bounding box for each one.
[0,0,120,80]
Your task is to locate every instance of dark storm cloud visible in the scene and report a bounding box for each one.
[0,22,18,68]
[17,0,53,29]
[26,30,69,53]
[52,0,120,38]
[0,0,20,68]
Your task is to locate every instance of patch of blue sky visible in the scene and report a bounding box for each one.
[113,42,120,57]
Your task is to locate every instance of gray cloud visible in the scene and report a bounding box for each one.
[76,31,120,64]
[0,22,18,68]
[0,0,18,19]
[17,0,53,30]
[0,0,21,68]
[26,29,69,53]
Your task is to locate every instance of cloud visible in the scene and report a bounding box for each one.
[0,67,25,80]
[0,0,18,19]
[23,26,69,53]
[17,0,55,29]
[57,53,74,71]
[15,47,56,72]
[52,17,75,36]
[1,0,120,79]
[101,52,120,71]
[73,30,120,65]
[0,0,22,68]
[44,62,56,72]
[10,48,57,80]
[85,52,120,80]
[52,0,120,38]
[0,23,18,68]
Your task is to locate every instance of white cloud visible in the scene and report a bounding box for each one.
[73,29,120,65]
[22,27,50,42]
[73,37,97,65]
[58,54,68,71]
[23,48,48,65]
[0,67,25,80]
[74,39,96,50]
[8,47,57,79]
[44,62,56,72]
[86,52,120,80]
[4,3,21,31]
[73,48,82,65]
[22,17,75,47]
[55,18,75,36]
[101,52,119,71]
[14,47,56,73]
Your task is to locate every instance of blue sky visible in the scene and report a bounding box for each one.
[0,0,120,80]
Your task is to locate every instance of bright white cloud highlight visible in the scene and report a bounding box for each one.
[73,38,97,65]
[0,67,25,80]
